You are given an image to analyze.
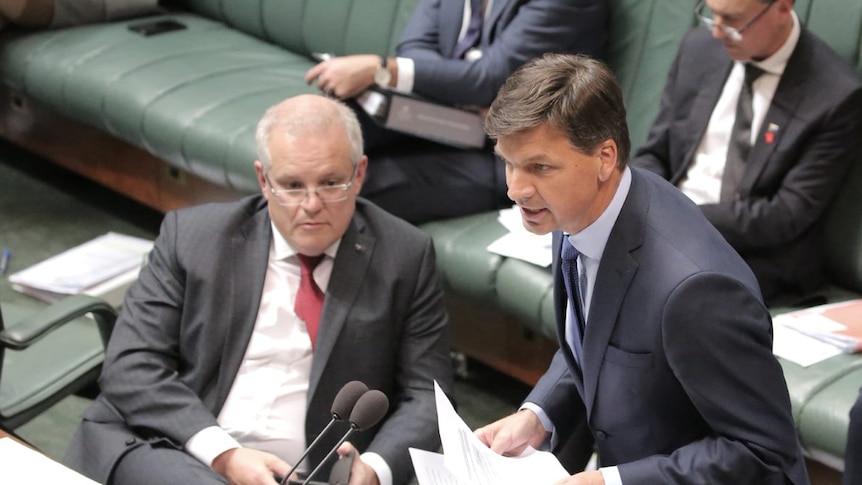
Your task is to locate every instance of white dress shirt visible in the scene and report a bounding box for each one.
[679,11,800,204]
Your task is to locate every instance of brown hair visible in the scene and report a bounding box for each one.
[484,53,631,167]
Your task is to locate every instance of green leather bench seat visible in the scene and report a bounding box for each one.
[0,0,419,194]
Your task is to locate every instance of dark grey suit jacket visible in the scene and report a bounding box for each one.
[63,196,453,485]
[529,168,809,484]
[633,27,862,307]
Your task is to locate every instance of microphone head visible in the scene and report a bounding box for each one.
[348,390,389,431]
[331,381,369,421]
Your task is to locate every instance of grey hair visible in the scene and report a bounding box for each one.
[255,96,364,172]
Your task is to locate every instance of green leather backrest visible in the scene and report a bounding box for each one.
[606,0,699,154]
[801,0,862,69]
[801,0,862,293]
[170,0,417,57]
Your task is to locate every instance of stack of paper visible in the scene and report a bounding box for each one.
[773,299,862,367]
[410,382,569,485]
[8,232,152,308]
[0,438,98,484]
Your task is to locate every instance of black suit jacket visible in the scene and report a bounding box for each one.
[529,168,809,484]
[633,27,862,307]
[63,196,453,485]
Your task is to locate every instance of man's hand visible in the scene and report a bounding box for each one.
[304,54,380,99]
[336,442,380,485]
[211,447,292,485]
[555,470,605,485]
[474,409,549,457]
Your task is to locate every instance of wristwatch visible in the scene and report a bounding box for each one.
[373,55,392,88]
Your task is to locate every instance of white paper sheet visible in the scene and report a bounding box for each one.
[0,437,98,484]
[486,207,553,267]
[9,232,151,298]
[420,381,569,485]
[772,319,844,367]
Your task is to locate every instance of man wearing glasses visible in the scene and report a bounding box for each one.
[633,0,862,307]
[63,94,453,485]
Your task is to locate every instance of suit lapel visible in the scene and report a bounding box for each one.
[214,203,271,410]
[307,215,375,399]
[581,171,644,415]
[739,32,810,195]
[482,0,511,46]
[442,0,467,57]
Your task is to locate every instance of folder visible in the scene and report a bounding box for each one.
[357,88,487,149]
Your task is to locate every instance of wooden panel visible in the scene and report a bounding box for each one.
[446,293,557,386]
[0,85,244,213]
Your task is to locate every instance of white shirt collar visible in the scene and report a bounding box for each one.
[270,222,341,261]
[567,166,632,261]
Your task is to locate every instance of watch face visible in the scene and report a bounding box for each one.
[374,66,391,87]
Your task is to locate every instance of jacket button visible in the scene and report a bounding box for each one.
[125,437,137,446]
[595,430,607,440]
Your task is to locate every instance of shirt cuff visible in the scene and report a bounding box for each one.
[394,57,415,94]
[600,466,623,485]
[360,451,392,485]
[518,402,557,450]
[184,426,242,468]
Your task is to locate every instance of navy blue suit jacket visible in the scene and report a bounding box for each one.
[397,0,607,107]
[528,168,809,484]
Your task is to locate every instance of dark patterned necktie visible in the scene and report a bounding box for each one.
[721,64,765,201]
[295,254,325,348]
[561,240,586,346]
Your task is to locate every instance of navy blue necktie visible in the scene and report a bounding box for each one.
[453,0,483,59]
[561,239,586,348]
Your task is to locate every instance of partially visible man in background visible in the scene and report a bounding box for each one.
[305,0,607,223]
[632,0,862,307]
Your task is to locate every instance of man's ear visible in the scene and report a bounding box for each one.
[597,139,619,182]
[254,161,268,196]
[353,156,369,192]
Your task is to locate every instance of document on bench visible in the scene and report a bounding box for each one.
[9,232,152,306]
[410,381,569,485]
[0,437,98,484]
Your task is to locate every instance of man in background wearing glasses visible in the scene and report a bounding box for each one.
[63,94,453,485]
[633,0,862,308]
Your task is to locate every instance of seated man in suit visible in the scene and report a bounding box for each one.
[63,94,453,485]
[475,53,808,485]
[631,0,862,307]
[847,387,862,485]
[304,0,607,224]
[0,0,159,30]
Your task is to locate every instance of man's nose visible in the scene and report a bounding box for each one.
[506,169,533,202]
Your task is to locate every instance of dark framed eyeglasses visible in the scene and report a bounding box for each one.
[265,164,358,206]
[695,0,776,42]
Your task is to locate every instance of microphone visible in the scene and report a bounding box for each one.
[300,389,390,485]
[278,381,369,485]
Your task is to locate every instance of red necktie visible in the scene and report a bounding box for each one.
[295,254,325,348]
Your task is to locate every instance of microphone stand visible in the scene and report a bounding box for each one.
[300,424,359,485]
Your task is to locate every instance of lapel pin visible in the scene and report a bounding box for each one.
[764,123,779,145]
[355,243,365,252]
